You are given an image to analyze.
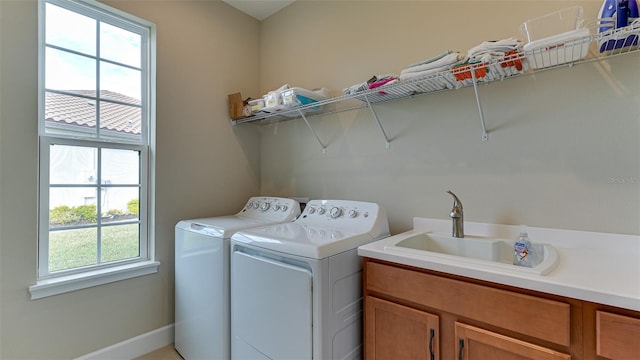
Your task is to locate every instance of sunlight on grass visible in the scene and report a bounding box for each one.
[49,224,139,272]
[102,224,140,263]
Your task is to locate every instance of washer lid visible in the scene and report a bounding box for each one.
[176,196,301,238]
[231,222,377,259]
[178,216,281,239]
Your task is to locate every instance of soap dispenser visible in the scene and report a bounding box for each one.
[514,225,534,267]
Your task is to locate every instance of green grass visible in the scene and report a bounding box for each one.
[49,224,139,272]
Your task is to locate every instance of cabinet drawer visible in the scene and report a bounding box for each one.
[596,311,640,359]
[365,260,570,346]
[455,322,571,360]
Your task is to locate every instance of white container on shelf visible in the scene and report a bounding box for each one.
[248,98,265,113]
[281,87,329,108]
[263,91,281,108]
[523,28,591,69]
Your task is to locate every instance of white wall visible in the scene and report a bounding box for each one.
[258,0,640,235]
[0,0,261,358]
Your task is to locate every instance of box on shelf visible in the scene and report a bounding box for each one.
[228,92,244,119]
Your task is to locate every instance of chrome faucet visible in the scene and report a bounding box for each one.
[447,190,464,238]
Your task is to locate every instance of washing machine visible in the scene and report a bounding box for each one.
[175,196,301,360]
[230,199,389,360]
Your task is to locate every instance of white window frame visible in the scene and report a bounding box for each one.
[30,0,158,300]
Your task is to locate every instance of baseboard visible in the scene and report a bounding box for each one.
[74,324,174,360]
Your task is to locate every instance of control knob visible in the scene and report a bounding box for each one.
[260,202,270,212]
[318,207,326,215]
[280,205,288,212]
[348,209,358,218]
[330,207,342,219]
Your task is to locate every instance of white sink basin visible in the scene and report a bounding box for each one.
[384,232,559,276]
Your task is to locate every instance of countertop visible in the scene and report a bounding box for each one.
[357,218,640,311]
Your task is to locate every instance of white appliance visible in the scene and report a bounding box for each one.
[175,197,301,360]
[230,199,389,360]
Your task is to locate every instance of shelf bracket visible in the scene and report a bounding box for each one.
[470,65,489,142]
[298,109,327,154]
[363,93,392,149]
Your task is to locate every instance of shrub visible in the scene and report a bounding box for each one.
[127,199,139,215]
[50,205,76,225]
[104,208,124,217]
[73,205,97,223]
[49,204,97,225]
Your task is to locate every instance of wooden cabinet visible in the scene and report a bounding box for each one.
[365,296,439,359]
[363,258,640,360]
[363,258,576,359]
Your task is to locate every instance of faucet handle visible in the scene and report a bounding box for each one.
[447,190,464,238]
[446,190,463,210]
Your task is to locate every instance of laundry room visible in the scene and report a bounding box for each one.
[1,0,639,359]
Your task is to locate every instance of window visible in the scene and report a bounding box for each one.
[30,0,157,299]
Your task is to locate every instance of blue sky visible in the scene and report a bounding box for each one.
[45,3,142,100]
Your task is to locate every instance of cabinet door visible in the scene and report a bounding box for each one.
[596,311,640,359]
[365,296,439,360]
[455,322,571,360]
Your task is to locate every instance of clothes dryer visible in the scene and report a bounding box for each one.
[230,199,389,360]
[175,197,301,360]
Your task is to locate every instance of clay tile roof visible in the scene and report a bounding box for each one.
[45,90,142,135]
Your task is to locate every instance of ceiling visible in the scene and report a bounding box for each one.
[222,0,296,21]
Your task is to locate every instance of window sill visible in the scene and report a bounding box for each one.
[29,260,160,300]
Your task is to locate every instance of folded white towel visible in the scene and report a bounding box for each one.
[399,65,452,81]
[467,38,522,58]
[400,52,465,76]
[405,50,453,69]
[467,38,521,57]
[343,82,369,95]
[467,38,523,62]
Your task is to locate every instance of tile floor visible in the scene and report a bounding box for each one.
[134,345,182,360]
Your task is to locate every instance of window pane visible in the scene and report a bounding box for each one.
[45,47,96,95]
[49,188,97,227]
[45,92,98,137]
[49,227,98,272]
[100,61,141,102]
[45,3,96,56]
[100,22,141,68]
[99,101,142,142]
[101,187,139,221]
[102,149,140,185]
[50,145,97,185]
[102,149,140,184]
[101,224,140,263]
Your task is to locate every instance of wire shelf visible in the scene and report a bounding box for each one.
[232,28,640,134]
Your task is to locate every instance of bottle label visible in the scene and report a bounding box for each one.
[515,241,529,260]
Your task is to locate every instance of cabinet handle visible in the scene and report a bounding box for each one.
[428,328,435,360]
[458,338,464,360]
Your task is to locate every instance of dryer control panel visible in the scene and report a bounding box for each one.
[238,197,301,221]
[297,200,390,237]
